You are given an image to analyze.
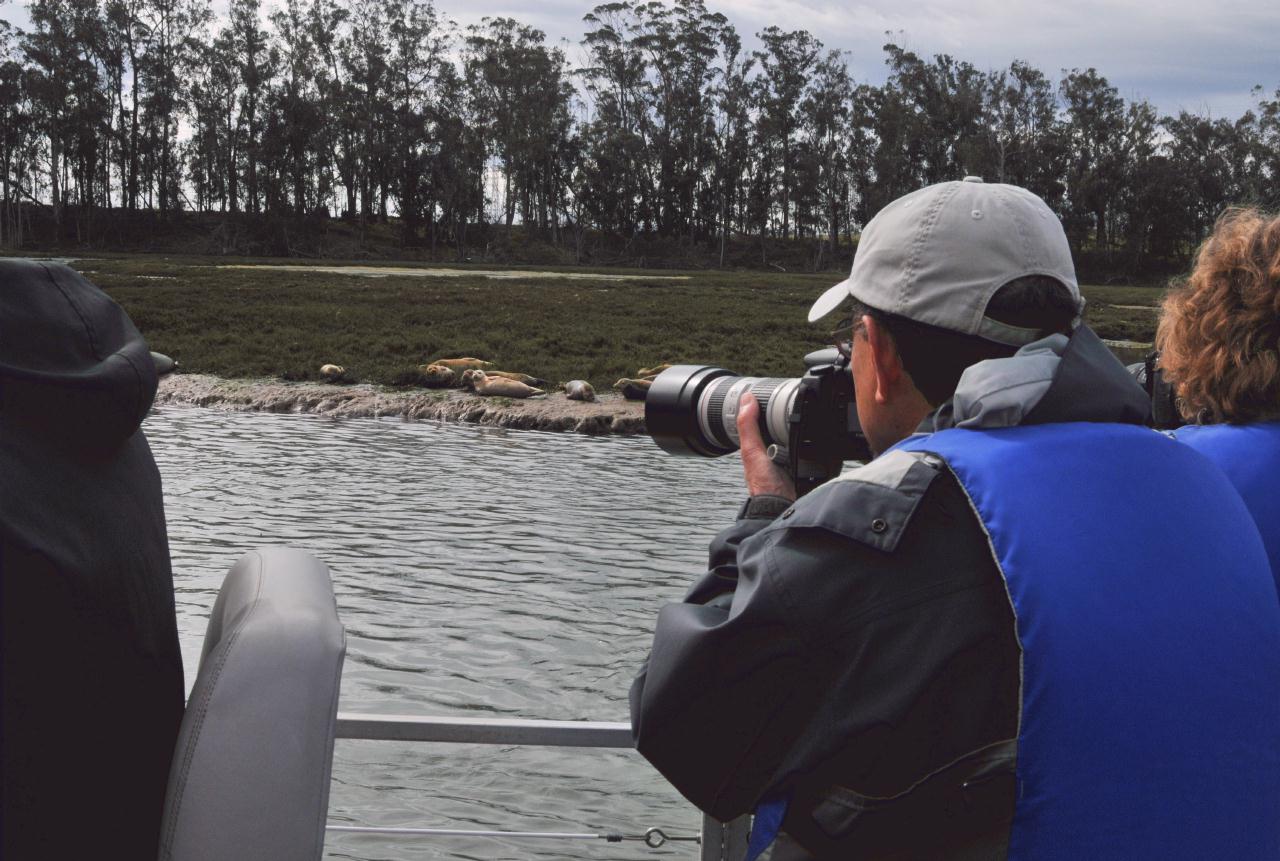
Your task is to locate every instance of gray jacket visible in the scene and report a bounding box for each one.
[630,325,1149,859]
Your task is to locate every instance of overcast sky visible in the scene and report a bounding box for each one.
[444,0,1280,120]
[4,0,1277,118]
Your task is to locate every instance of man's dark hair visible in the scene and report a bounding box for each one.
[853,275,1078,406]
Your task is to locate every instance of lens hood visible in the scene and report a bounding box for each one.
[645,365,736,456]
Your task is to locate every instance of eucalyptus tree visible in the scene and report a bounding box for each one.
[268,0,324,214]
[340,0,391,221]
[709,25,752,262]
[136,0,208,213]
[580,1,651,235]
[1162,109,1262,245]
[226,0,273,213]
[881,44,987,184]
[382,0,445,243]
[305,0,352,217]
[752,26,819,239]
[984,60,1061,201]
[22,0,78,223]
[1256,87,1280,206]
[101,0,148,209]
[466,16,573,234]
[187,36,239,211]
[800,49,852,258]
[0,20,39,245]
[1059,68,1125,248]
[630,0,729,239]
[430,59,485,253]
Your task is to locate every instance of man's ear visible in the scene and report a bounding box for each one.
[863,315,903,406]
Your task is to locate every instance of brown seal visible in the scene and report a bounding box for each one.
[430,357,495,372]
[614,378,652,400]
[418,363,456,388]
[487,370,550,388]
[470,372,545,398]
[319,363,346,382]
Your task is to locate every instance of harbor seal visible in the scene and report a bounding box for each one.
[562,380,596,402]
[319,363,346,382]
[418,363,456,388]
[470,372,545,399]
[614,378,652,400]
[487,370,550,388]
[431,357,495,372]
[637,364,672,377]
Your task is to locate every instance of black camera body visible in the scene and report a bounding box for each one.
[1129,352,1183,430]
[646,348,871,496]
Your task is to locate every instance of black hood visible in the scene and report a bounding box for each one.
[927,324,1152,432]
[0,260,157,450]
[1023,325,1151,426]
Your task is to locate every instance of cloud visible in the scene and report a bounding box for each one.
[434,0,1280,117]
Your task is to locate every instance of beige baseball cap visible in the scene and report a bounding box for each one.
[808,177,1082,345]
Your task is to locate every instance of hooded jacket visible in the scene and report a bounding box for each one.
[630,325,1151,859]
[1,260,184,858]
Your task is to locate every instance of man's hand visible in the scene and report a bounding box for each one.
[737,392,797,502]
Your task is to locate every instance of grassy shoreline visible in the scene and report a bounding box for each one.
[64,256,1162,391]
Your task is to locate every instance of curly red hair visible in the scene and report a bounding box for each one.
[1156,208,1280,423]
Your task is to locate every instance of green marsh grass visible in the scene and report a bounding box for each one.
[84,256,1164,389]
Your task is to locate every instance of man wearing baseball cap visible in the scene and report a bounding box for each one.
[631,179,1280,859]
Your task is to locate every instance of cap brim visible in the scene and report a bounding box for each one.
[807,278,854,323]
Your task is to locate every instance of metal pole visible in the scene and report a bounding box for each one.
[335,713,633,748]
[699,814,750,861]
[326,825,606,840]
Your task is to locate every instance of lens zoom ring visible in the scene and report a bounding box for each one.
[704,377,736,450]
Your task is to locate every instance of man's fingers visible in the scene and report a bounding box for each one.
[737,391,797,501]
[737,392,764,451]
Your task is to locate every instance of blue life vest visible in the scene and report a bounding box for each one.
[1173,421,1280,593]
[891,422,1280,859]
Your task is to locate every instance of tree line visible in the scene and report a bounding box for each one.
[2,0,1278,274]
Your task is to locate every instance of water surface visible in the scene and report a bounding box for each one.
[146,405,744,860]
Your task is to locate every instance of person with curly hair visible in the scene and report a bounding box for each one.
[1160,206,1280,587]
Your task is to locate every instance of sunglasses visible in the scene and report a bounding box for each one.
[831,317,857,358]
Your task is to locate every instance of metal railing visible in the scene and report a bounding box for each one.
[329,712,750,860]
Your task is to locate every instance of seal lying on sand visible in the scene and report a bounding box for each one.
[562,380,596,402]
[637,363,672,378]
[614,378,652,400]
[320,363,346,382]
[431,357,495,372]
[418,363,456,388]
[487,370,550,388]
[463,369,545,398]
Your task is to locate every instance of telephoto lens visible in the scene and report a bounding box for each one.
[646,366,802,457]
[645,350,869,495]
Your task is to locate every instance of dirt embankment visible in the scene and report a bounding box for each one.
[155,374,647,435]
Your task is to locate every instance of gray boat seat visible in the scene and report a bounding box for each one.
[158,548,346,861]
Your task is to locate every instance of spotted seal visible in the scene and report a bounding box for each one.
[562,380,596,402]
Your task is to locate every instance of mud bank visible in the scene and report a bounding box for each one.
[155,374,647,435]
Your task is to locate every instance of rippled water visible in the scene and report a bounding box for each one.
[144,405,745,860]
